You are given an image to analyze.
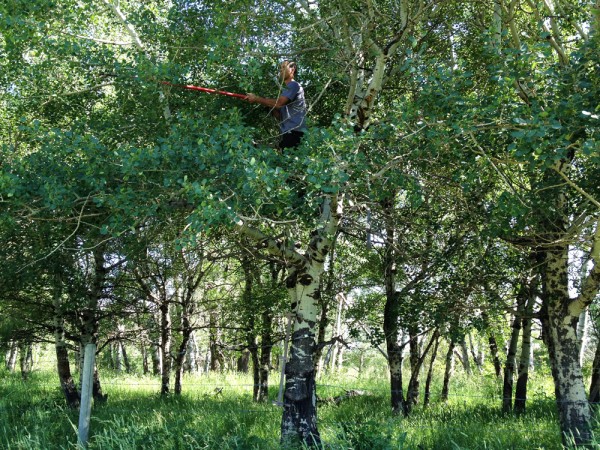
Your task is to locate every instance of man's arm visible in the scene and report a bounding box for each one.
[245,94,290,109]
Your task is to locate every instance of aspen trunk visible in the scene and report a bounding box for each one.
[175,296,193,395]
[314,299,329,377]
[184,332,199,373]
[577,310,588,367]
[280,267,321,447]
[151,341,162,376]
[491,0,502,48]
[159,301,172,395]
[54,291,79,407]
[541,245,592,444]
[79,246,107,402]
[114,342,122,373]
[503,292,525,413]
[121,342,131,374]
[588,337,600,406]
[514,291,535,413]
[406,330,421,411]
[19,342,33,380]
[459,339,472,376]
[329,293,344,373]
[92,366,107,403]
[424,334,440,408]
[441,341,455,402]
[209,313,224,372]
[6,341,17,372]
[257,309,273,402]
[488,332,502,378]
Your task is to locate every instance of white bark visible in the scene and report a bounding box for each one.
[578,310,589,366]
[492,0,502,48]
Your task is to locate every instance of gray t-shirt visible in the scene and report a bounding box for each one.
[280,81,307,134]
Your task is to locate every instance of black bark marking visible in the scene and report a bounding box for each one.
[299,274,313,286]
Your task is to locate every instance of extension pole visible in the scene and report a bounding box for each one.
[78,343,96,448]
[159,81,246,99]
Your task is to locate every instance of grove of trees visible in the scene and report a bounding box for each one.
[1,0,599,447]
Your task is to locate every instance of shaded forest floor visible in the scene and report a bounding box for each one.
[0,366,596,449]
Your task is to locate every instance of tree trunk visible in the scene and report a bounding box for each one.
[280,266,322,447]
[93,366,108,403]
[314,280,330,377]
[53,290,79,408]
[406,329,440,414]
[541,243,593,444]
[488,331,502,378]
[503,291,525,413]
[80,245,106,403]
[19,342,33,380]
[459,339,472,376]
[174,295,194,395]
[151,341,162,376]
[424,334,440,408]
[382,195,406,416]
[114,342,122,373]
[577,310,588,367]
[468,333,484,373]
[514,289,535,414]
[257,309,273,402]
[184,332,199,373]
[588,337,600,406]
[6,341,17,372]
[209,313,224,372]
[159,301,172,395]
[329,293,344,373]
[491,0,502,48]
[121,341,131,373]
[441,340,455,402]
[406,329,421,410]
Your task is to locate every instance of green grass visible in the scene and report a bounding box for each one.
[0,367,595,449]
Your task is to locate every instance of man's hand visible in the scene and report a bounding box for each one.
[245,93,259,103]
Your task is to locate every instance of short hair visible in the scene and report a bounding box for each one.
[283,60,298,76]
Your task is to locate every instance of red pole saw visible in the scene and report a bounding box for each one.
[159,81,246,99]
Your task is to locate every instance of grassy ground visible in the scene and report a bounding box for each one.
[0,365,595,449]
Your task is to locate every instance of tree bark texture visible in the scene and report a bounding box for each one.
[280,269,321,446]
[542,245,593,444]
[279,198,340,447]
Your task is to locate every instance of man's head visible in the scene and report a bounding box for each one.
[280,60,297,82]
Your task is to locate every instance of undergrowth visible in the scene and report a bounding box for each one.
[0,366,596,449]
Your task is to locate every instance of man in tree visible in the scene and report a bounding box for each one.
[246,61,307,150]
